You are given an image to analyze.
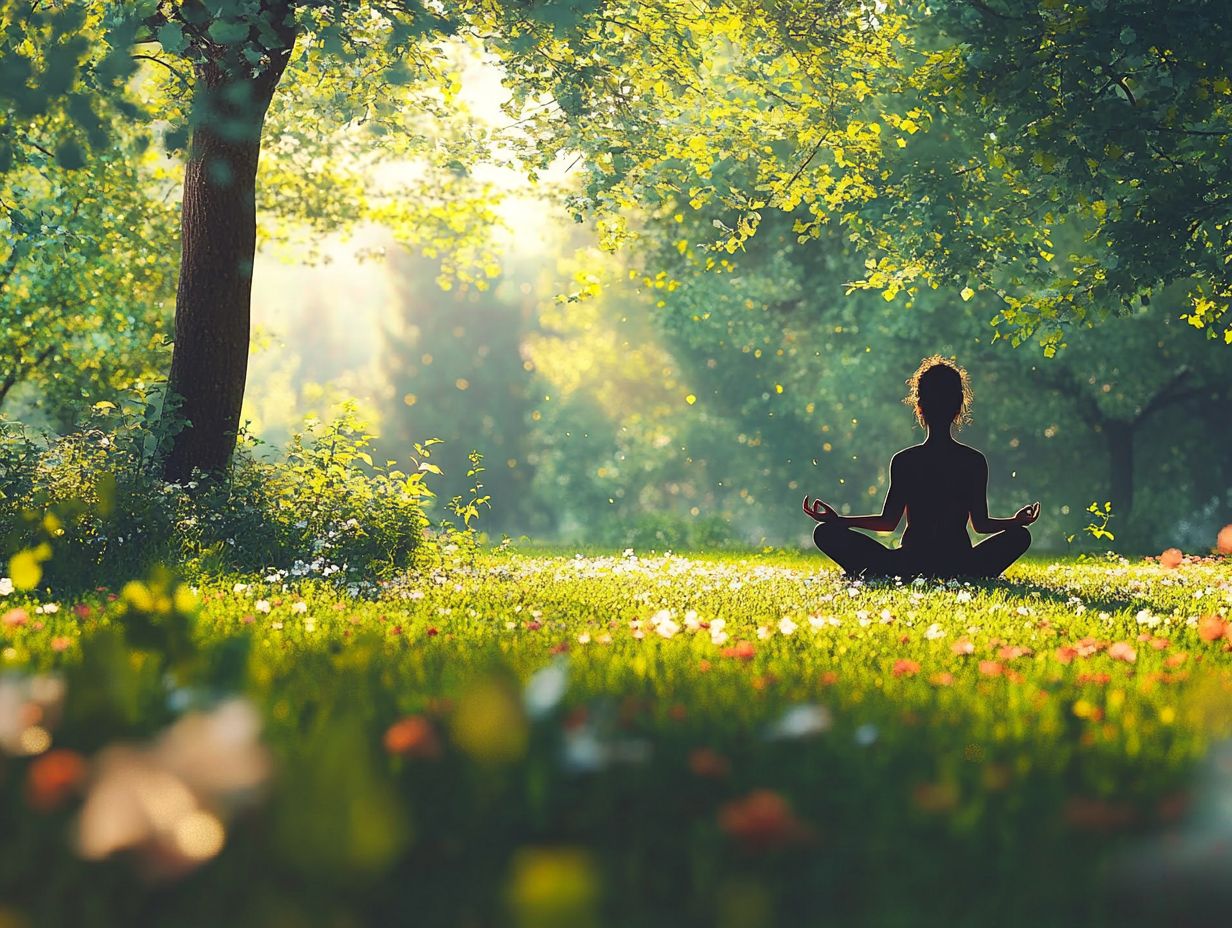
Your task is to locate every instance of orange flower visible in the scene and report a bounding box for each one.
[718,789,813,851]
[1198,614,1229,643]
[891,658,921,678]
[689,747,730,779]
[978,660,1003,677]
[1159,548,1183,569]
[25,749,88,812]
[1107,642,1137,663]
[1164,652,1188,668]
[721,641,756,661]
[951,638,975,656]
[1055,645,1079,665]
[819,670,839,686]
[50,636,71,652]
[997,645,1032,660]
[383,715,441,759]
[1217,524,1232,555]
[3,608,28,628]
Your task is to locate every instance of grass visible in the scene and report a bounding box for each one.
[2,548,1231,927]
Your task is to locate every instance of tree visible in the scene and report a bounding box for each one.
[846,0,1232,348]
[19,0,900,480]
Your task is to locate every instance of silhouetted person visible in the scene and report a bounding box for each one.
[804,356,1038,579]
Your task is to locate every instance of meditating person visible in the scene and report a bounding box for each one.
[803,355,1038,579]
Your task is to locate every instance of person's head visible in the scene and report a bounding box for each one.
[904,355,972,430]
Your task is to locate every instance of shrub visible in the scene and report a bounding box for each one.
[0,399,441,592]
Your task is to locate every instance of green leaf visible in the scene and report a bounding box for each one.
[54,139,86,170]
[157,21,188,55]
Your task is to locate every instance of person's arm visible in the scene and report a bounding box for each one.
[803,456,906,533]
[969,454,1040,533]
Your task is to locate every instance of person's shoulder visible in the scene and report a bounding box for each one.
[955,442,988,467]
[890,445,923,468]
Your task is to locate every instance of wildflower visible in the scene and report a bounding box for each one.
[51,637,71,652]
[26,749,88,811]
[721,641,756,661]
[777,616,798,635]
[383,716,441,759]
[924,623,945,640]
[1135,609,1161,628]
[955,590,972,603]
[0,578,13,596]
[892,659,921,678]
[1159,548,1183,569]
[718,790,813,850]
[254,600,271,614]
[929,672,954,686]
[1055,645,1079,665]
[524,660,568,718]
[1218,524,1232,555]
[766,704,832,739]
[951,638,975,656]
[1108,642,1137,663]
[978,660,1003,677]
[853,723,878,746]
[232,583,249,594]
[3,608,28,629]
[756,626,772,640]
[291,601,308,614]
[1197,614,1229,643]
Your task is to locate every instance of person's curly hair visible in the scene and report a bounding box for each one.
[904,355,972,429]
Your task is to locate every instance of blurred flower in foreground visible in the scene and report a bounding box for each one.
[718,789,813,851]
[75,699,271,878]
[1217,524,1232,555]
[1159,548,1183,569]
[383,715,441,759]
[452,679,527,763]
[26,749,88,811]
[765,704,832,740]
[0,674,66,756]
[523,659,568,719]
[507,847,600,928]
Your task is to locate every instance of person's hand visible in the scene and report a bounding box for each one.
[1014,501,1041,526]
[803,496,840,524]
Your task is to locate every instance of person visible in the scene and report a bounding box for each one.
[803,355,1038,579]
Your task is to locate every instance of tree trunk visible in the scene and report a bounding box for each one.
[162,34,294,483]
[1105,420,1135,525]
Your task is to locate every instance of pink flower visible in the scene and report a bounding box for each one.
[2,608,28,629]
[1107,642,1137,663]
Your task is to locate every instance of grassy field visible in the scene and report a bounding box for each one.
[2,548,1231,927]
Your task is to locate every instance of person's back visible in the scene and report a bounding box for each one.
[803,355,1038,580]
[895,441,983,558]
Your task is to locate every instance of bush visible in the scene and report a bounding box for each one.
[0,400,440,592]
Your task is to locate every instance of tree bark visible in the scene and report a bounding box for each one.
[1104,420,1135,523]
[162,27,294,483]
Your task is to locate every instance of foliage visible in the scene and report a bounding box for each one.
[0,401,437,590]
[1,548,1231,925]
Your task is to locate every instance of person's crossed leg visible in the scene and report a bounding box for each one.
[813,521,1029,580]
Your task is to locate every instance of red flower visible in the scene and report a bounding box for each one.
[1198,614,1229,643]
[383,715,441,759]
[721,641,756,661]
[718,790,813,851]
[891,658,921,678]
[1055,645,1079,665]
[25,749,87,812]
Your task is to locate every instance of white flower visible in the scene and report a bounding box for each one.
[576,632,591,645]
[777,616,798,635]
[956,590,972,603]
[0,578,12,597]
[756,625,772,640]
[302,619,316,633]
[924,623,946,640]
[710,630,729,646]
[232,583,248,594]
[290,601,308,614]
[1136,609,1161,628]
[1016,606,1031,616]
[655,618,680,639]
[35,603,59,615]
[766,704,832,739]
[683,610,701,631]
[254,600,271,614]
[524,660,568,718]
[879,609,894,624]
